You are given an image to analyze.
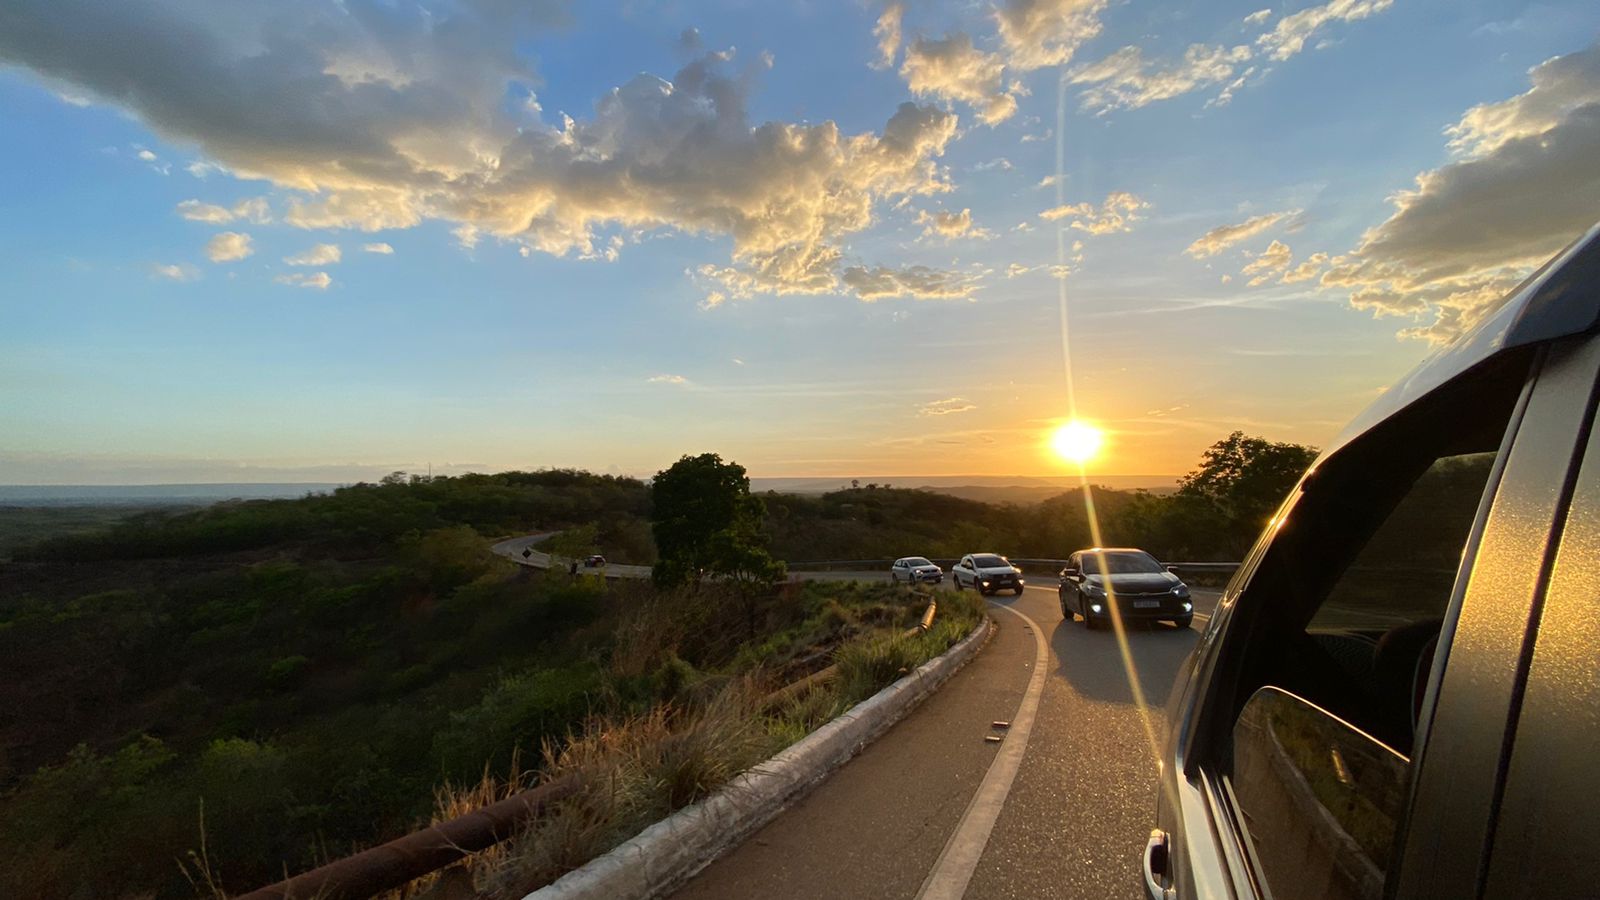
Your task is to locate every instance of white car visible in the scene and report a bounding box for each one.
[890,556,943,585]
[951,553,1025,596]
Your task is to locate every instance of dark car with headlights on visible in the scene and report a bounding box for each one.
[951,553,1024,595]
[1146,224,1600,900]
[1058,548,1192,629]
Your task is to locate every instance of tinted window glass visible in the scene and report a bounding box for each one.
[973,555,1008,568]
[1212,351,1531,900]
[1084,550,1162,575]
[906,557,932,566]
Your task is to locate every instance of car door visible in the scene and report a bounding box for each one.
[1062,552,1082,613]
[891,559,904,582]
[1153,334,1600,900]
[958,556,973,587]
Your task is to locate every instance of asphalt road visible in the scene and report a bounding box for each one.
[669,581,1221,900]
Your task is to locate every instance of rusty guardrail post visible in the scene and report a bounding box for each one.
[235,773,581,900]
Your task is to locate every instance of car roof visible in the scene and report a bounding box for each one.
[1323,222,1600,462]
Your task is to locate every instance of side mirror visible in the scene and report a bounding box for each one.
[1061,566,1079,579]
[1165,564,1180,575]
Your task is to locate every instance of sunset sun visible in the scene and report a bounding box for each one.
[1050,421,1105,466]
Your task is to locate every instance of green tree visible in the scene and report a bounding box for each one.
[651,453,782,590]
[544,523,599,567]
[1177,431,1318,554]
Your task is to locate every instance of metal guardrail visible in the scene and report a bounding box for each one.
[784,557,1242,573]
[235,774,580,900]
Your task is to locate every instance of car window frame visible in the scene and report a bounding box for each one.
[1170,342,1576,900]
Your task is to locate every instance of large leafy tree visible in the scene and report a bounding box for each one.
[650,453,783,590]
[1177,431,1318,554]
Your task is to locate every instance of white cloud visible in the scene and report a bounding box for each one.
[972,157,1013,172]
[1242,240,1293,281]
[919,397,977,416]
[1325,41,1600,343]
[1256,0,1393,62]
[176,197,271,224]
[1279,252,1329,284]
[647,374,688,385]
[205,231,253,263]
[151,263,199,281]
[1243,8,1274,26]
[285,243,341,266]
[900,34,1018,125]
[995,0,1108,70]
[1040,191,1148,234]
[1446,43,1600,157]
[873,3,903,69]
[839,265,979,300]
[0,3,962,304]
[136,149,157,162]
[362,242,395,254]
[916,207,992,241]
[1185,210,1294,258]
[1070,43,1252,113]
[275,271,332,290]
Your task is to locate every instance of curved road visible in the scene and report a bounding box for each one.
[669,581,1219,900]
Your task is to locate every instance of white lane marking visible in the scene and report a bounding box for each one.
[914,601,1050,900]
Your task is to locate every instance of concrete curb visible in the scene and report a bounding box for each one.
[522,616,996,900]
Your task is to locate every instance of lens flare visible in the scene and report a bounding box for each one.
[1050,420,1104,465]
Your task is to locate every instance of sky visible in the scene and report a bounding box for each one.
[2,0,1598,484]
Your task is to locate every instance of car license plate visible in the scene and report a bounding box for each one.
[1133,600,1160,608]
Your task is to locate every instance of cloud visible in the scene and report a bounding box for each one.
[0,1,961,304]
[916,207,992,241]
[1070,43,1252,113]
[994,0,1108,70]
[362,242,394,254]
[1279,251,1328,283]
[972,157,1013,172]
[900,34,1018,125]
[1242,240,1292,282]
[1256,0,1393,62]
[1446,43,1600,156]
[1325,42,1600,343]
[1185,210,1294,258]
[919,397,977,416]
[176,197,271,224]
[1040,191,1148,234]
[205,231,253,263]
[647,374,688,385]
[285,243,341,266]
[873,3,903,69]
[839,265,978,300]
[136,149,157,162]
[1065,1,1389,112]
[275,271,332,290]
[151,263,199,281]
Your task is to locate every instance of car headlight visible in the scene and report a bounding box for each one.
[1170,585,1189,597]
[1182,601,1193,612]
[1083,582,1105,597]
[1090,602,1104,614]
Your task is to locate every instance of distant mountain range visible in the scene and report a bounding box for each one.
[0,475,1182,508]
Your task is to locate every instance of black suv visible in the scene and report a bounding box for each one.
[1149,223,1600,900]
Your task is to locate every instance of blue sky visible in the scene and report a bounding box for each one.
[2,0,1598,483]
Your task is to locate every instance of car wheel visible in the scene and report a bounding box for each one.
[1173,614,1194,630]
[953,576,962,591]
[1012,586,1024,596]
[1059,595,1070,619]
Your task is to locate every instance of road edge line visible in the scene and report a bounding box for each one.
[914,601,1050,900]
[522,616,995,900]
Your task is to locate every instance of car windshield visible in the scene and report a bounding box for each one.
[973,555,1009,568]
[906,557,932,567]
[1084,551,1164,575]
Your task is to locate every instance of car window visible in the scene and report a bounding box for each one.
[973,555,1007,568]
[1209,350,1533,900]
[1083,550,1162,575]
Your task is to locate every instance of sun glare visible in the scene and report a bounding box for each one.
[1051,420,1104,466]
